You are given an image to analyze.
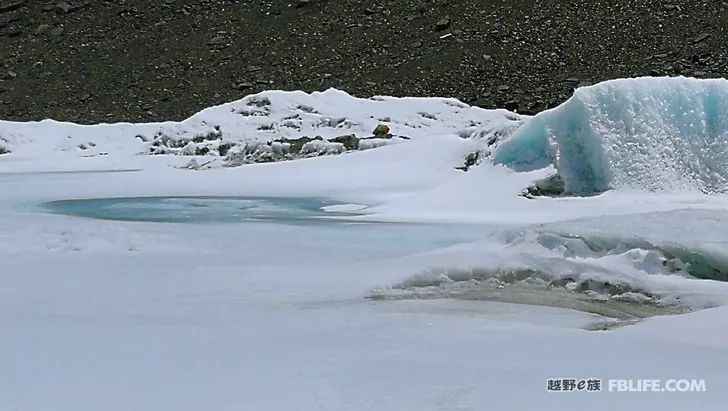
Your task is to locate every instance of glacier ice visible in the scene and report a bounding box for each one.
[493,77,728,194]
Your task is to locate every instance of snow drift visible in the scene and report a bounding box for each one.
[494,77,728,194]
[0,89,521,171]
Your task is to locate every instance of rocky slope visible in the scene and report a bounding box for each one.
[0,0,726,123]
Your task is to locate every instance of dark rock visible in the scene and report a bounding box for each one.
[276,136,318,153]
[693,33,711,43]
[435,15,451,31]
[0,11,19,27]
[217,141,233,157]
[456,151,480,171]
[504,100,519,112]
[56,2,70,14]
[372,123,390,136]
[0,1,24,14]
[4,26,21,37]
[65,1,90,13]
[330,134,359,150]
[233,82,253,90]
[522,173,566,198]
[35,24,50,34]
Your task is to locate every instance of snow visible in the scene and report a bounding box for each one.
[2,79,728,410]
[321,203,369,213]
[494,77,728,194]
[0,88,521,172]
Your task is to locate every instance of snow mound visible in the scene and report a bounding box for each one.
[0,89,521,171]
[494,77,728,194]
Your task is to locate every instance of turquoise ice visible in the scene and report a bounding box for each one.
[45,197,350,224]
[494,77,728,194]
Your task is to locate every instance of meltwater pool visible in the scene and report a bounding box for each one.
[44,196,361,224]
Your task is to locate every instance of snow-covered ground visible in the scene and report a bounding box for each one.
[2,78,728,410]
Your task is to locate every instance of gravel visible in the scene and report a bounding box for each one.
[0,0,726,123]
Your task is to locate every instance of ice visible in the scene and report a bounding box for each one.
[494,77,728,194]
[369,209,728,316]
[3,80,728,410]
[321,203,368,213]
[44,196,363,224]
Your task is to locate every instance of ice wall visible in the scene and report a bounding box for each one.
[494,77,728,194]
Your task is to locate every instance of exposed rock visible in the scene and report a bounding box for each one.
[435,15,451,31]
[329,134,359,150]
[693,32,711,43]
[372,123,390,137]
[56,2,70,14]
[0,1,24,14]
[521,173,566,198]
[456,152,480,172]
[504,100,519,112]
[35,24,50,34]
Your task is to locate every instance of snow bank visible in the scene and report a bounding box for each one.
[0,89,521,171]
[494,77,728,194]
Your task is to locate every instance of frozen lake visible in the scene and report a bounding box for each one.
[4,77,728,410]
[45,196,361,224]
[1,170,726,410]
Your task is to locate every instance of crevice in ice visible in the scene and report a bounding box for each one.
[530,231,728,282]
[368,267,688,321]
[370,228,728,320]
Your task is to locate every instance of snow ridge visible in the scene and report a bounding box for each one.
[0,89,520,171]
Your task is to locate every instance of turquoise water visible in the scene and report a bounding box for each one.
[44,197,358,224]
